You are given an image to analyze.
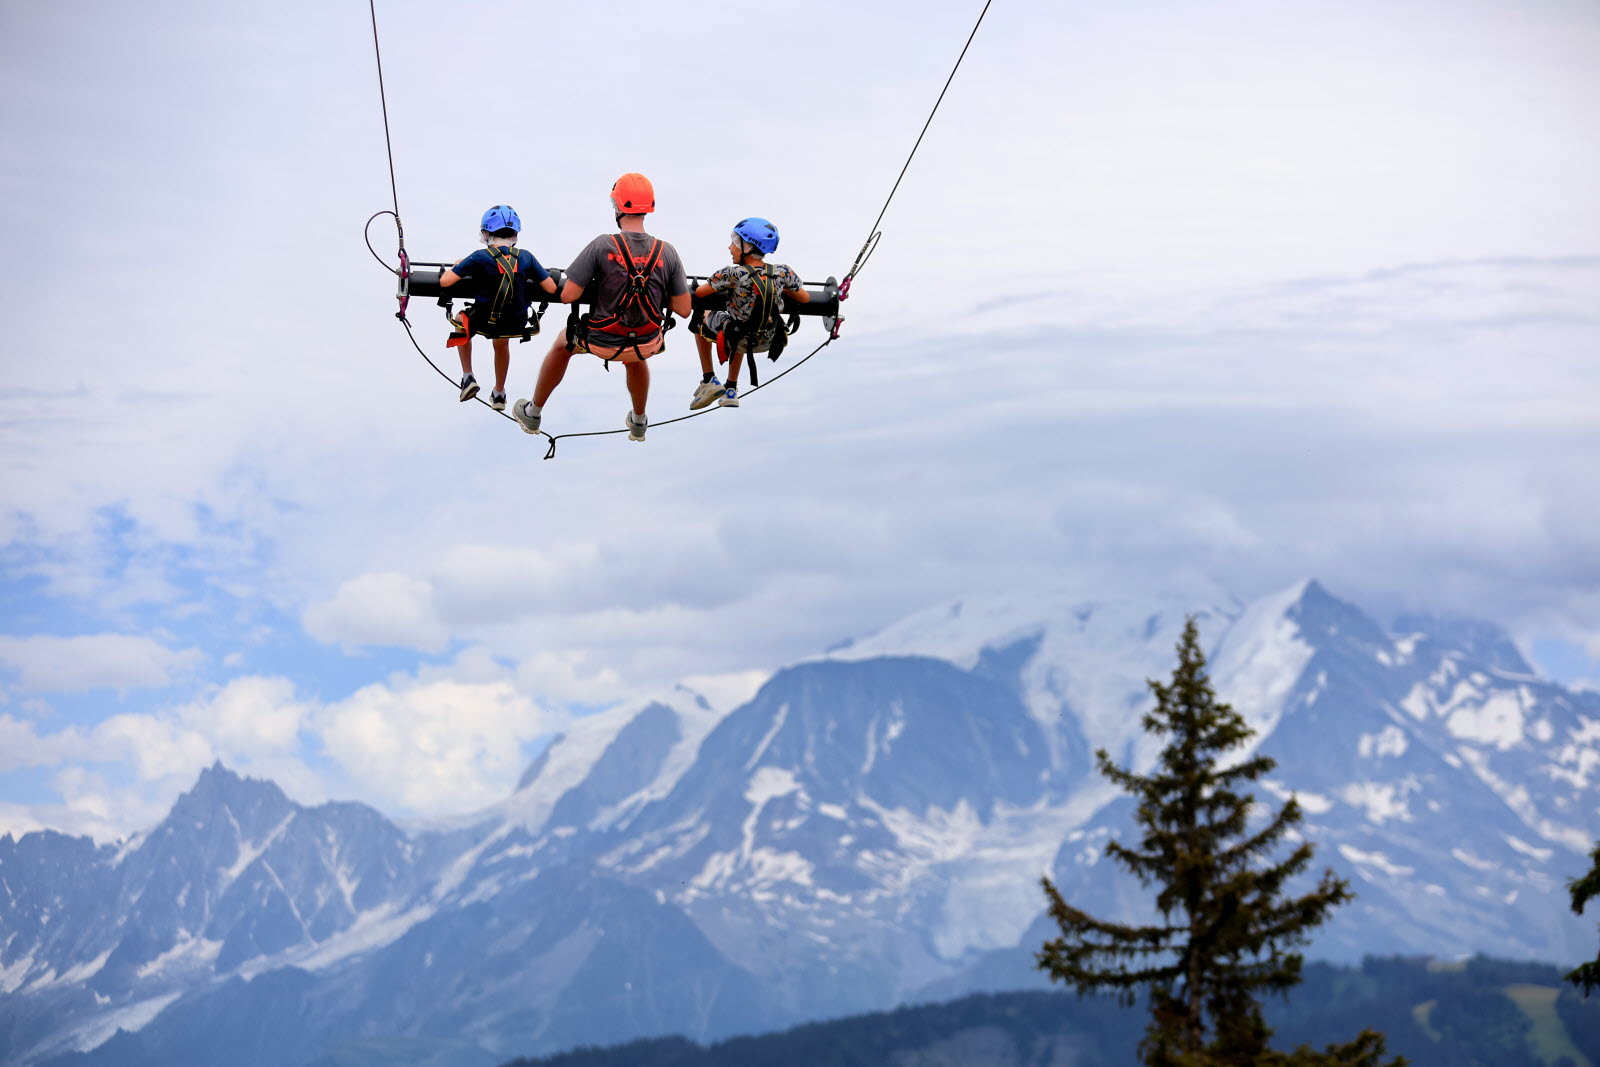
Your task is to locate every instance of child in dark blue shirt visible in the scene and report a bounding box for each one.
[440,204,557,409]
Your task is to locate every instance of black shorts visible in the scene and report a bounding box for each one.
[698,311,774,354]
[466,305,530,340]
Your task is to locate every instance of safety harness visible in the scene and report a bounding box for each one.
[568,233,673,368]
[443,245,543,346]
[711,263,800,387]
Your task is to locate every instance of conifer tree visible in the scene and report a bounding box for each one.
[1565,843,1600,995]
[1036,619,1401,1066]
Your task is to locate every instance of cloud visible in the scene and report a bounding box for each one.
[4,0,1600,835]
[317,675,560,814]
[0,634,202,693]
[175,675,309,757]
[0,713,82,773]
[302,573,449,653]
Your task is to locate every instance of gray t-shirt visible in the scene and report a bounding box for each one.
[565,230,689,342]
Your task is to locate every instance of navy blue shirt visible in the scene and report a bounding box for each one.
[449,247,550,306]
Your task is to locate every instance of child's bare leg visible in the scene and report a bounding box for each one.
[696,333,714,377]
[727,347,745,387]
[492,338,511,393]
[457,336,474,377]
[532,338,575,407]
[625,359,649,418]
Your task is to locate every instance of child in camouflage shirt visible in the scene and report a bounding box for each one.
[689,217,810,410]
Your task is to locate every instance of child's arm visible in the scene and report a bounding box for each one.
[695,265,730,300]
[526,254,559,297]
[783,268,811,303]
[440,251,477,288]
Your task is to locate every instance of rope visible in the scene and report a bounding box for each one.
[389,307,834,460]
[540,335,833,459]
[368,0,401,219]
[365,210,400,275]
[858,0,994,250]
[363,0,991,458]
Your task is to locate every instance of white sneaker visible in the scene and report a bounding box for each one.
[512,399,541,435]
[625,411,648,443]
[690,378,722,411]
[718,385,740,408]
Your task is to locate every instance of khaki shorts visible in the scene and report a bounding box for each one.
[575,334,664,363]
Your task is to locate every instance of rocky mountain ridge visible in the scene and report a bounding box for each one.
[2,581,1595,1066]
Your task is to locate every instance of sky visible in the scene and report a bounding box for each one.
[1,0,1596,841]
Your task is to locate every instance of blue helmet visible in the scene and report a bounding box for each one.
[732,217,779,255]
[481,204,521,233]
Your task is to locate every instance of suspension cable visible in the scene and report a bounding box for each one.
[845,0,993,288]
[365,0,993,456]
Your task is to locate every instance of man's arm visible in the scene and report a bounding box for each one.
[440,269,463,288]
[560,278,584,303]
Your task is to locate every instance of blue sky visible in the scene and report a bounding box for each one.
[1,0,1596,840]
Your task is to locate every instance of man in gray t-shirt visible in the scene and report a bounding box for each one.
[511,172,691,444]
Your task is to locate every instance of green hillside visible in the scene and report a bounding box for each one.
[505,957,1600,1067]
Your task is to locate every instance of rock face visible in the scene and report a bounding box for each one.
[3,582,1596,1067]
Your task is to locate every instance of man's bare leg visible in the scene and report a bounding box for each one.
[625,359,649,419]
[533,338,575,408]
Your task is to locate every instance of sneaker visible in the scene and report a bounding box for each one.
[718,385,740,408]
[458,374,479,402]
[625,410,648,443]
[489,391,507,411]
[689,378,722,411]
[512,399,541,435]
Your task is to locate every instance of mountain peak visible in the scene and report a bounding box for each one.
[167,761,292,826]
[1391,611,1533,675]
[1283,579,1390,652]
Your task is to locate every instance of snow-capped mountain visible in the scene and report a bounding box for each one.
[2,582,1596,1066]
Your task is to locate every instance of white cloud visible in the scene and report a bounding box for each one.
[0,634,202,693]
[0,713,83,772]
[3,0,1599,833]
[302,573,449,653]
[318,676,560,814]
[88,714,215,783]
[175,676,309,757]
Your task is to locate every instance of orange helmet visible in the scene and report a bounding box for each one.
[610,172,655,214]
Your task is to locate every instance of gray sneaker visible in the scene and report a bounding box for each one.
[690,378,722,411]
[458,374,479,402]
[512,399,541,435]
[625,410,647,443]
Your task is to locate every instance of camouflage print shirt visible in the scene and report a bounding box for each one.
[706,262,803,325]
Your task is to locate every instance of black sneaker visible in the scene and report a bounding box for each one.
[490,391,507,411]
[459,374,480,402]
